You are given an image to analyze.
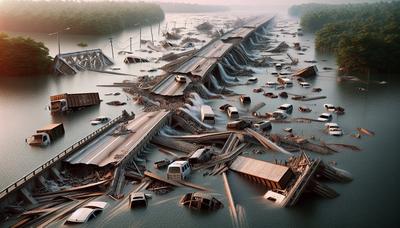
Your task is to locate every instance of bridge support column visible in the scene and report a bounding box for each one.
[20,188,38,205]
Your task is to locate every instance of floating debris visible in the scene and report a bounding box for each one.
[357,127,375,136]
[106,101,127,106]
[293,65,318,78]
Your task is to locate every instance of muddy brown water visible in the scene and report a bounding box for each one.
[0,11,399,227]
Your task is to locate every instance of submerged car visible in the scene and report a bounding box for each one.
[265,81,278,88]
[272,110,288,120]
[253,120,272,131]
[299,82,311,88]
[91,116,110,125]
[247,77,258,83]
[180,192,223,211]
[325,123,343,136]
[129,192,148,208]
[277,104,293,113]
[227,119,252,130]
[239,95,251,104]
[318,113,332,122]
[66,201,108,224]
[324,104,336,112]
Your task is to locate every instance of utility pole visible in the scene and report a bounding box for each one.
[158,22,161,36]
[49,27,70,56]
[57,32,61,56]
[165,23,168,33]
[109,38,114,59]
[184,20,187,29]
[129,37,132,52]
[150,26,154,43]
[139,26,142,48]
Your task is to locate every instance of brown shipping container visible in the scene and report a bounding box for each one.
[50,93,100,110]
[36,123,65,141]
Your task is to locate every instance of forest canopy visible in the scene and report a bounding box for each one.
[0,0,165,35]
[289,2,400,73]
[0,33,53,77]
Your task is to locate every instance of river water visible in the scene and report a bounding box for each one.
[1,11,399,228]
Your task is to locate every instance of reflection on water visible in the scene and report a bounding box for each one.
[1,11,400,228]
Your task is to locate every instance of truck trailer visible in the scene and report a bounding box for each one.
[50,93,100,113]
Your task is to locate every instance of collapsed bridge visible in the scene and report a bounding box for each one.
[153,16,275,97]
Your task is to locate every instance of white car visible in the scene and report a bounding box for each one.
[324,104,336,112]
[129,192,148,208]
[318,113,332,122]
[175,75,187,83]
[272,110,288,120]
[299,82,311,88]
[247,77,258,83]
[265,81,278,88]
[66,201,107,224]
[277,104,293,113]
[91,116,110,125]
[253,120,272,131]
[325,123,343,136]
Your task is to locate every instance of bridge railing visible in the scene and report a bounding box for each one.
[0,115,123,200]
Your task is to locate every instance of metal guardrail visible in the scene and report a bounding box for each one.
[0,115,123,199]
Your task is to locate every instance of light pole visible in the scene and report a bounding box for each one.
[48,27,71,56]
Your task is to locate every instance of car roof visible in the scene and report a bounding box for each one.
[170,160,188,166]
[130,192,146,199]
[67,208,98,223]
[228,106,238,111]
[325,123,339,127]
[320,112,332,116]
[280,104,292,107]
[84,201,108,209]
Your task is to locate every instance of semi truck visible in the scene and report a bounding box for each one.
[50,93,100,113]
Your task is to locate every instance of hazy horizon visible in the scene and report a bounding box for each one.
[0,0,387,7]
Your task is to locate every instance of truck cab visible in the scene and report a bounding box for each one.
[27,133,51,146]
[50,99,68,112]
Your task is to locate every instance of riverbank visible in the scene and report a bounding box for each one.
[0,33,52,77]
[0,1,164,35]
[289,2,400,74]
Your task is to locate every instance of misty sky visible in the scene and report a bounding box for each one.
[134,0,379,6]
[147,0,308,6]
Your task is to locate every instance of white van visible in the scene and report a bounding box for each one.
[200,105,215,124]
[167,161,191,181]
[227,106,239,119]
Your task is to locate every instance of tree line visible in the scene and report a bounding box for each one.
[289,1,400,73]
[0,33,53,77]
[0,0,165,35]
